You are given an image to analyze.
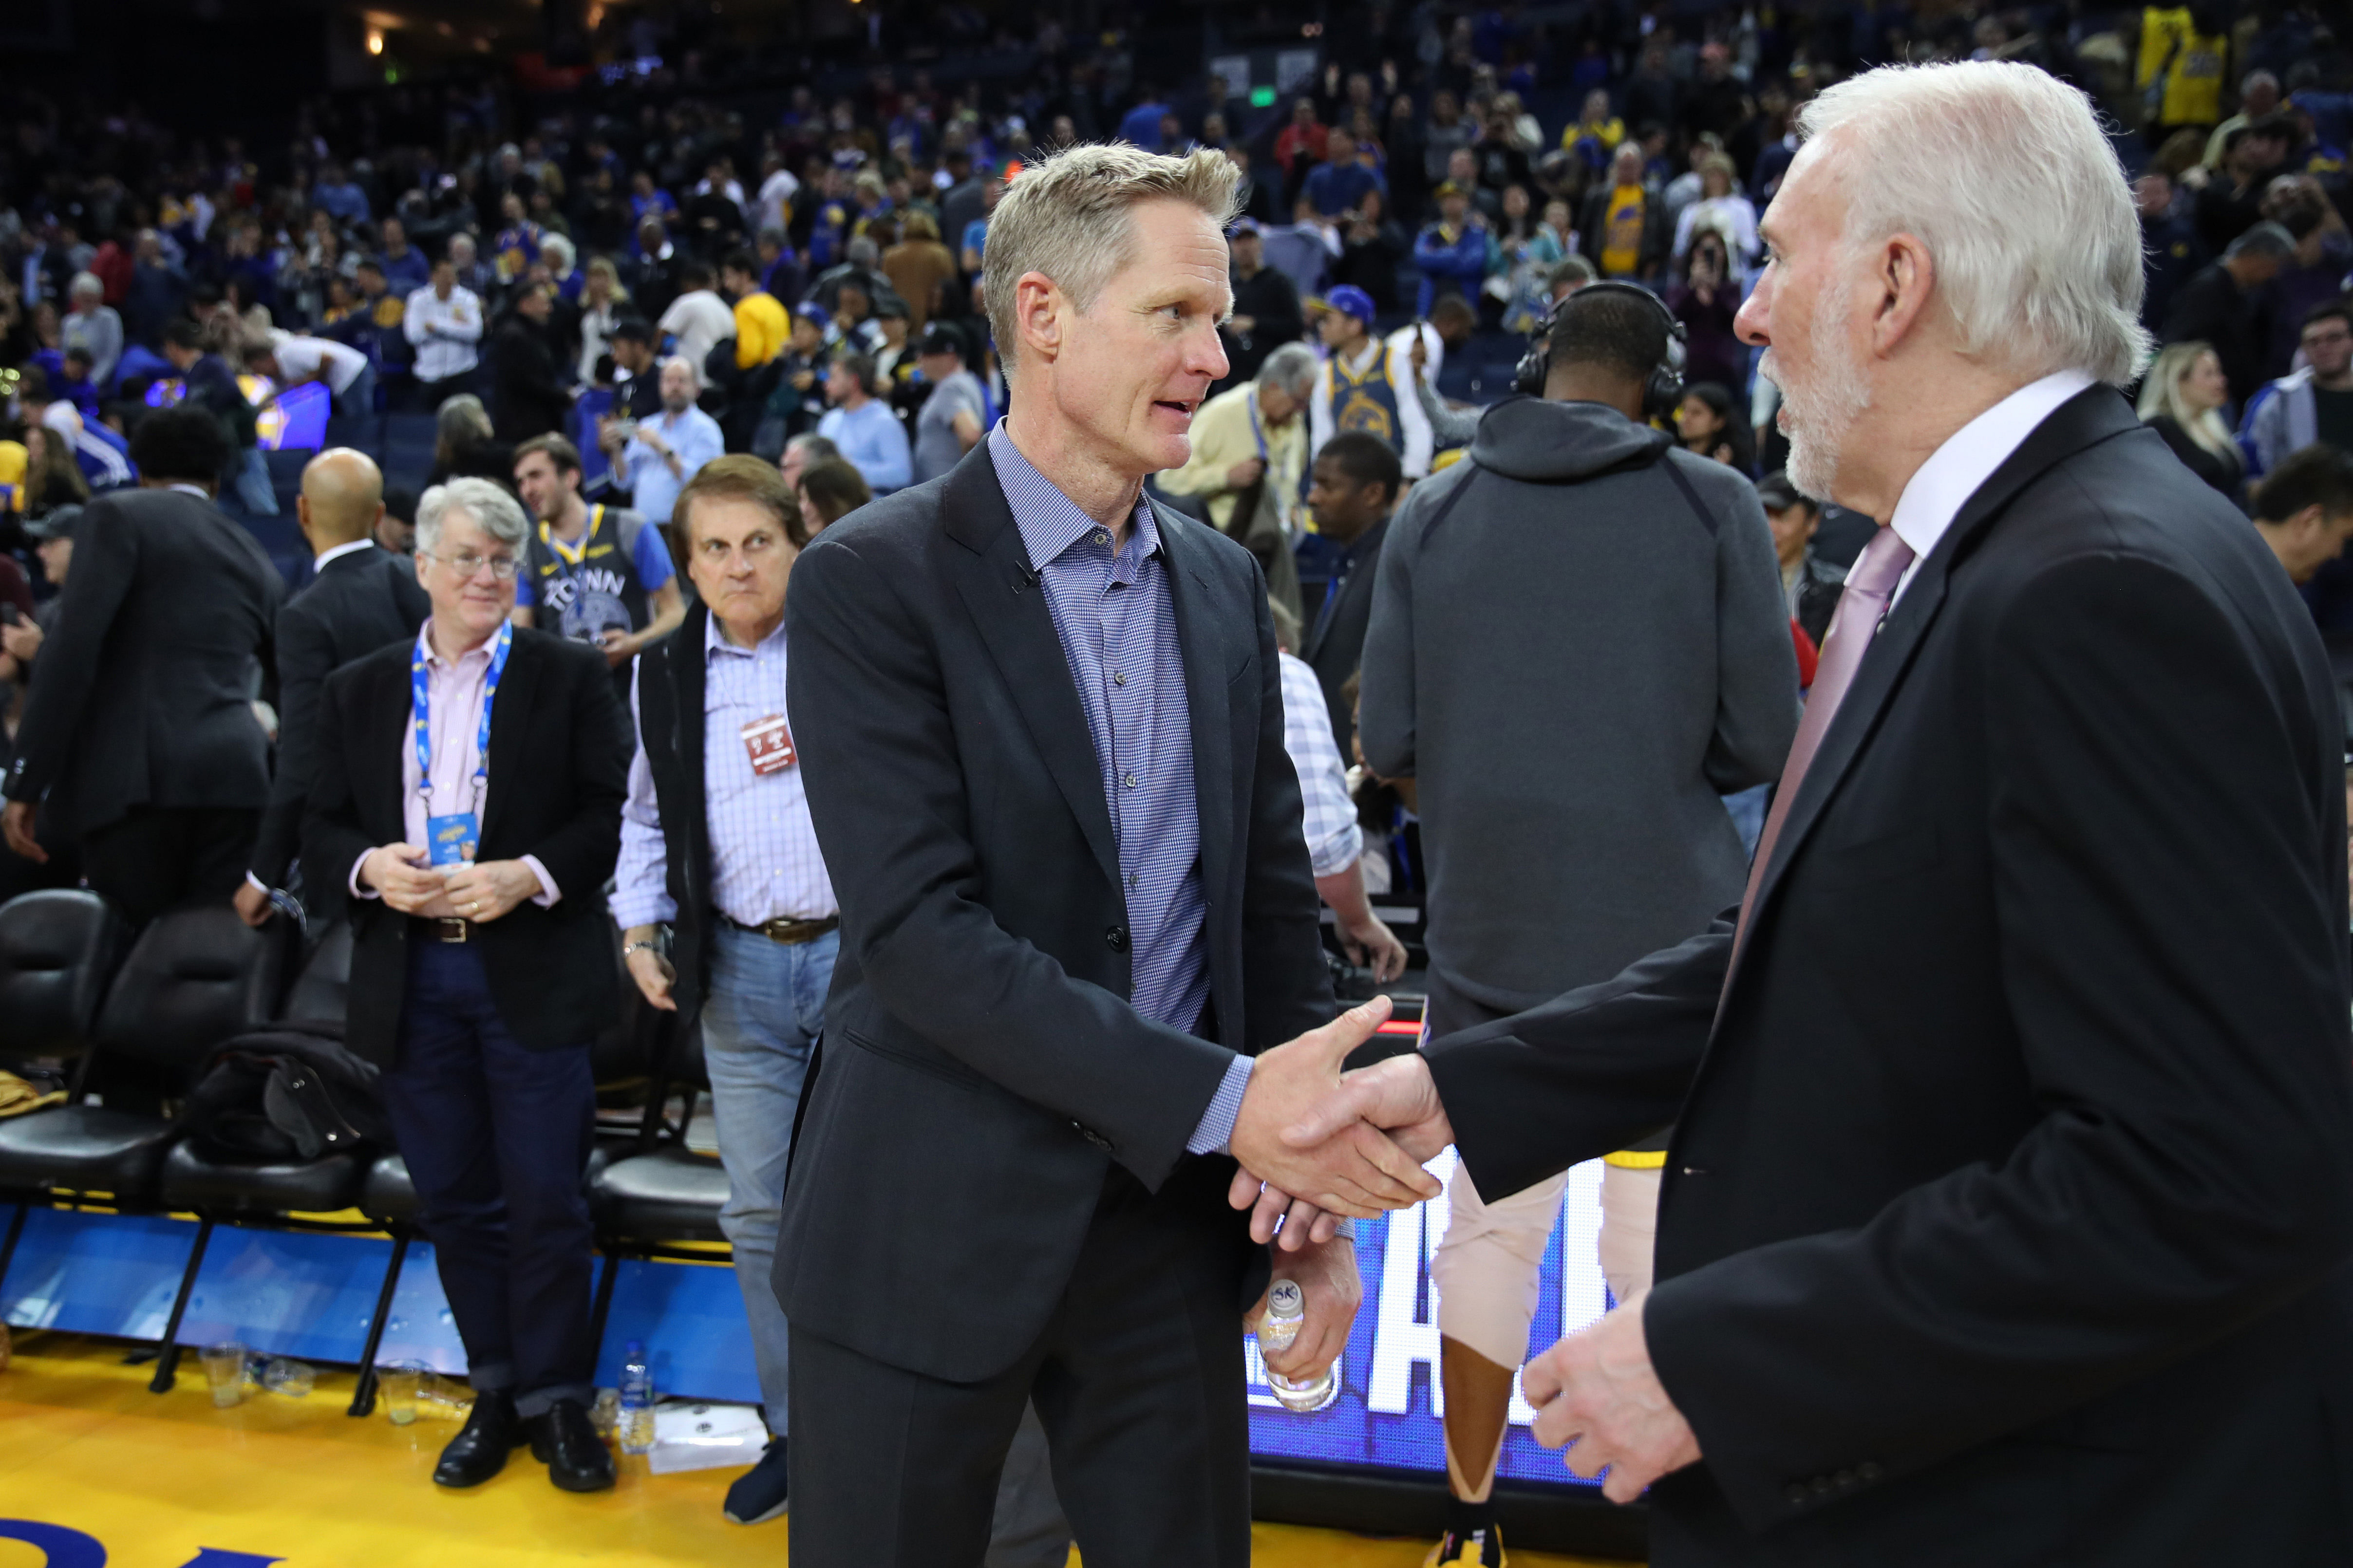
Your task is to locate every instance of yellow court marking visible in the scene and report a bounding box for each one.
[0,1332,1629,1567]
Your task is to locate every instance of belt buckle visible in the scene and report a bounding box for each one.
[435,917,469,943]
[760,917,799,944]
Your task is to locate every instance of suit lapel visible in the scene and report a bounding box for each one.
[478,630,542,849]
[368,651,412,849]
[1730,388,2142,995]
[941,448,1123,887]
[1155,504,1236,933]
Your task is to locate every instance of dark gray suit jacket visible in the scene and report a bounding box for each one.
[6,486,281,836]
[251,544,432,889]
[780,439,1335,1382]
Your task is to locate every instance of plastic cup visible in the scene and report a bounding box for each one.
[379,1361,425,1425]
[200,1342,247,1408]
[259,1356,315,1397]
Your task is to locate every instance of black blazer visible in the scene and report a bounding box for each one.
[780,440,1335,1382]
[251,545,433,889]
[1425,387,2353,1562]
[303,627,629,1068]
[6,486,281,836]
[1303,515,1389,757]
[631,599,718,1022]
[492,318,573,443]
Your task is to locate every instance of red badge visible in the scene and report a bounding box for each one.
[741,715,796,775]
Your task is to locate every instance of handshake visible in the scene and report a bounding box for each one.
[1224,996,1455,1249]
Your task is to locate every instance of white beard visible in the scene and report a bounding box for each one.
[1768,277,1872,505]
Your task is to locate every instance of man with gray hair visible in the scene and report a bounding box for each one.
[782,140,1424,1565]
[1155,337,1317,618]
[1268,60,2353,1566]
[305,473,627,1498]
[2162,219,2294,413]
[62,272,122,388]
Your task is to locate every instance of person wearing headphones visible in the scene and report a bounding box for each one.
[1355,283,1799,1568]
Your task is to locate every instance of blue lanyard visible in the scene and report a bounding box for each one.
[412,621,513,810]
[1247,387,1269,462]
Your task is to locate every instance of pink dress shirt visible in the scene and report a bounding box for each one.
[350,619,560,905]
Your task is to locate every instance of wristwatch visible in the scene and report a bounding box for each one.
[621,940,659,959]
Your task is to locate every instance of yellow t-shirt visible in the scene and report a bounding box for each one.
[734,292,791,370]
[2138,6,2226,128]
[1600,185,1647,278]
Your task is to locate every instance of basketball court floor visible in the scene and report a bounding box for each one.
[0,1329,1623,1568]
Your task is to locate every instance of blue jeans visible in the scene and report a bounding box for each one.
[335,362,378,419]
[233,445,278,514]
[700,922,835,1434]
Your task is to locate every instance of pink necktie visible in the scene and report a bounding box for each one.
[1728,524,1918,962]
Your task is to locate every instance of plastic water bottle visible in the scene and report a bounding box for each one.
[617,1341,657,1455]
[1258,1280,1340,1413]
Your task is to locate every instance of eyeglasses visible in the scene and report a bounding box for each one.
[422,550,521,580]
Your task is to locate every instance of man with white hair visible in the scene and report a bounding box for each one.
[1263,61,2353,1566]
[610,355,724,525]
[781,140,1423,1566]
[61,273,122,388]
[304,475,627,1497]
[1155,338,1317,617]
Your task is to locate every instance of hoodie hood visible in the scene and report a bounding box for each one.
[1468,395,1673,482]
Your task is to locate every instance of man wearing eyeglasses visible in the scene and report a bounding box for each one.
[304,475,629,1496]
[2245,299,2353,479]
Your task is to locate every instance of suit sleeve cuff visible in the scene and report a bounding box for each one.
[1185,1053,1255,1157]
[522,855,560,907]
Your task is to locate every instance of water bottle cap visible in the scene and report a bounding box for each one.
[1266,1279,1305,1319]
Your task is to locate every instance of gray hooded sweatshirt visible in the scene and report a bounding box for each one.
[1358,396,1800,1012]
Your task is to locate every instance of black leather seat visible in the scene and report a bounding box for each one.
[277,924,351,1031]
[592,1145,728,1242]
[159,1139,366,1213]
[0,908,292,1207]
[0,1102,179,1198]
[0,889,132,1068]
[593,1020,728,1245]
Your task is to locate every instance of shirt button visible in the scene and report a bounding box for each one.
[1121,772,1136,789]
[1092,530,1110,546]
[1112,670,1126,687]
[1126,872,1139,889]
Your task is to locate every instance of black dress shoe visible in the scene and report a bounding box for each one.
[433,1391,525,1488]
[526,1398,617,1493]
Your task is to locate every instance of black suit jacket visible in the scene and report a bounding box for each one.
[780,440,1335,1382]
[251,545,433,889]
[1426,388,2353,1562]
[1303,515,1389,758]
[6,486,281,836]
[492,318,573,442]
[303,627,629,1069]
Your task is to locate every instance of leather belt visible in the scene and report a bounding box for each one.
[412,916,472,943]
[723,914,840,946]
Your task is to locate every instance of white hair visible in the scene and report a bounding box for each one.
[982,142,1240,382]
[659,354,703,392]
[1797,61,2152,387]
[69,272,104,300]
[416,477,528,556]
[541,232,576,274]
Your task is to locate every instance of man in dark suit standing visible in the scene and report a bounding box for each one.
[781,143,1439,1567]
[1300,430,1401,756]
[1261,63,2353,1567]
[1,407,282,925]
[236,448,431,926]
[305,476,626,1496]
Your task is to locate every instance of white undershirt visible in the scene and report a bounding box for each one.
[314,538,376,572]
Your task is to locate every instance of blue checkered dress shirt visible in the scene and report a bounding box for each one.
[988,425,1254,1155]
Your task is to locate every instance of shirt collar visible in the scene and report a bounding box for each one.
[167,482,210,500]
[314,538,375,572]
[1887,369,2095,571]
[987,422,1159,572]
[705,607,787,659]
[416,617,498,671]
